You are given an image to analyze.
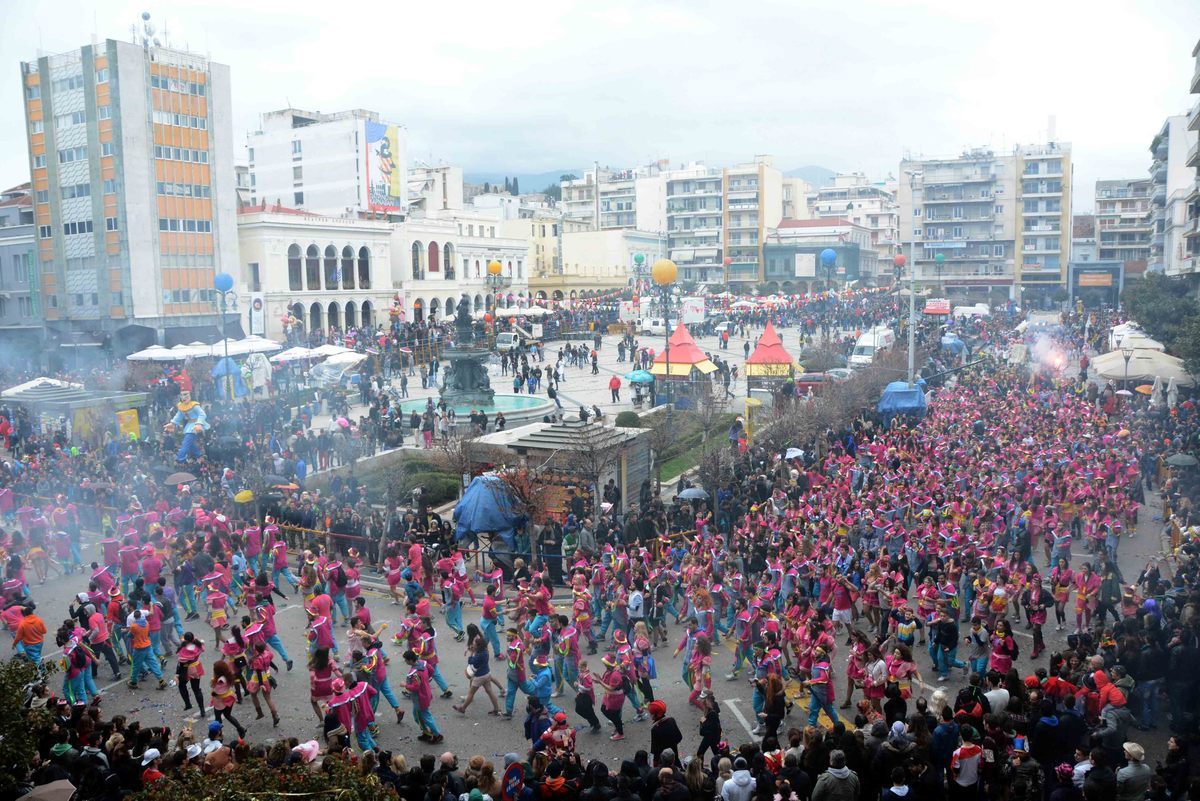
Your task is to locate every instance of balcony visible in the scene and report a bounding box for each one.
[1189,99,1200,132]
[1188,141,1200,169]
[923,194,993,204]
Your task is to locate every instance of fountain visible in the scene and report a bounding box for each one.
[397,294,554,427]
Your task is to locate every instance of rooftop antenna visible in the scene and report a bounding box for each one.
[137,11,156,50]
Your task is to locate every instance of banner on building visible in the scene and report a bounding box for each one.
[1077,272,1113,287]
[364,121,405,212]
[116,409,140,441]
[794,253,816,278]
[249,292,266,336]
[680,297,706,324]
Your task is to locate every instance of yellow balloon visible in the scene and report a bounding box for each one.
[651,258,677,286]
[487,260,503,276]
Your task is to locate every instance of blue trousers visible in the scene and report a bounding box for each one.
[412,703,440,736]
[506,675,536,714]
[355,728,377,751]
[178,583,197,615]
[17,641,43,665]
[446,602,463,634]
[430,664,448,692]
[132,645,162,682]
[526,614,548,638]
[808,688,840,726]
[1140,678,1163,728]
[482,619,502,658]
[273,567,300,590]
[376,677,402,710]
[935,647,966,677]
[176,431,202,461]
[331,594,350,625]
[266,633,291,663]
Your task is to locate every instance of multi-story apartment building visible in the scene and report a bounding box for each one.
[246,108,407,218]
[1182,40,1200,285]
[808,173,900,266]
[1014,142,1072,305]
[21,38,238,349]
[764,218,879,292]
[1148,116,1197,278]
[560,162,668,232]
[898,148,1017,301]
[0,183,44,357]
[1094,179,1151,270]
[722,155,783,286]
[781,177,812,221]
[665,164,724,285]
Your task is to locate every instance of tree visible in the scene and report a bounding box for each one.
[559,173,579,182]
[542,183,562,201]
[1122,273,1200,347]
[1175,313,1200,378]
[483,181,491,194]
[131,752,399,801]
[504,177,512,194]
[0,658,56,798]
[556,422,627,515]
[511,176,520,195]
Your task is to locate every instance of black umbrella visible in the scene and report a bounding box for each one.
[677,487,709,501]
[163,471,197,485]
[1166,453,1199,468]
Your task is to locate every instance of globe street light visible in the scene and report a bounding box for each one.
[213,272,236,399]
[652,258,677,407]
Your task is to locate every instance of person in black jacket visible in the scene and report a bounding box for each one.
[696,694,723,761]
[648,701,683,767]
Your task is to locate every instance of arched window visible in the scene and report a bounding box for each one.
[517,260,524,279]
[429,297,440,319]
[411,241,423,280]
[412,298,423,323]
[287,244,302,291]
[324,245,339,291]
[305,245,320,291]
[358,246,371,289]
[361,300,373,328]
[474,260,481,278]
[445,297,456,318]
[428,241,440,273]
[474,294,483,312]
[443,243,454,279]
[344,301,357,329]
[328,301,341,331]
[507,260,513,277]
[341,246,356,290]
[309,301,323,331]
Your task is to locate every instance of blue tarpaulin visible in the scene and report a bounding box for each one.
[940,334,965,355]
[211,357,249,399]
[877,380,927,425]
[453,474,523,548]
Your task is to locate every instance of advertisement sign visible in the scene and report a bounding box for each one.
[364,121,405,212]
[924,298,951,315]
[619,301,641,323]
[116,409,141,441]
[249,292,266,336]
[1078,272,1113,287]
[794,253,816,278]
[680,297,705,324]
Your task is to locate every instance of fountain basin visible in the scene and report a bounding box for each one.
[397,393,556,427]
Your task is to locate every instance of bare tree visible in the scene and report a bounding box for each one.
[555,422,626,516]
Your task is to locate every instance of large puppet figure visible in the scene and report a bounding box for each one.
[164,390,209,462]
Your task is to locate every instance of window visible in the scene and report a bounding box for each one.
[293,166,303,180]
[33,155,46,169]
[62,220,94,235]
[105,216,118,231]
[61,183,90,199]
[47,295,57,308]
[38,225,51,238]
[34,190,48,204]
[94,68,109,83]
[247,147,255,162]
[249,263,261,292]
[994,244,1004,257]
[291,140,302,156]
[73,293,84,306]
[111,291,122,306]
[293,191,304,205]
[994,204,1003,214]
[58,146,87,164]
[90,293,99,306]
[952,226,963,238]
[52,75,85,92]
[101,142,114,157]
[30,120,43,134]
[98,105,111,120]
[18,297,32,317]
[103,179,115,194]
[25,85,40,100]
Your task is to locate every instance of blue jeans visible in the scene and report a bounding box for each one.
[1140,678,1163,728]
[808,687,840,726]
[969,656,988,675]
[331,594,350,625]
[273,567,299,591]
[935,646,966,678]
[526,614,548,638]
[355,728,377,751]
[176,431,202,461]
[446,601,463,634]
[132,645,162,682]
[17,641,43,665]
[430,664,448,692]
[178,583,197,615]
[506,675,536,714]
[266,633,291,664]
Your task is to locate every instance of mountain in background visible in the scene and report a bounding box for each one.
[783,165,838,186]
[465,170,582,193]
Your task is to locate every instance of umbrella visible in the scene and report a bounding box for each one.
[785,448,805,460]
[126,345,180,362]
[262,474,290,485]
[1134,384,1154,395]
[1115,389,1134,397]
[1150,376,1164,408]
[163,471,197,485]
[310,343,351,357]
[18,780,76,801]
[676,487,709,501]
[625,370,654,383]
[270,346,315,363]
[1166,453,1199,468]
[1168,376,1179,409]
[234,489,254,503]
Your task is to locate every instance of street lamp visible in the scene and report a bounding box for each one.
[1121,346,1134,387]
[651,258,677,407]
[820,248,837,292]
[214,272,236,399]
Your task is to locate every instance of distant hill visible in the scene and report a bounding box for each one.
[784,166,837,187]
[464,170,582,193]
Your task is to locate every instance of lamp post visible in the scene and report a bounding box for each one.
[904,169,923,387]
[820,248,837,292]
[651,258,677,407]
[214,272,235,399]
[1121,345,1134,388]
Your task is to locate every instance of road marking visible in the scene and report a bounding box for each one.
[723,698,756,737]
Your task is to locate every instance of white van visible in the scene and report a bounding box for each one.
[494,332,520,351]
[849,327,896,368]
[640,318,676,336]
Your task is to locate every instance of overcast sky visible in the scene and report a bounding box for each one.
[3,0,1198,210]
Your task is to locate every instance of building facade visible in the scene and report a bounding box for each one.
[560,162,668,232]
[551,230,666,301]
[898,148,1018,301]
[21,39,238,349]
[1187,39,1200,283]
[763,218,876,291]
[1014,142,1072,305]
[809,173,900,267]
[0,183,44,355]
[665,164,724,285]
[1094,179,1151,274]
[246,108,407,218]
[1148,116,1197,277]
[722,156,783,286]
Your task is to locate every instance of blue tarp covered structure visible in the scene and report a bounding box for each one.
[211,357,249,399]
[940,334,965,355]
[877,380,927,425]
[453,474,523,548]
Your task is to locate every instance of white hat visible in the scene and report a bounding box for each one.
[141,748,161,766]
[203,741,223,755]
[186,743,202,761]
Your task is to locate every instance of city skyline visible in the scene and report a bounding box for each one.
[2,0,1198,208]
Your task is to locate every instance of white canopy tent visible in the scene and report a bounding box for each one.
[238,335,283,354]
[1,377,83,397]
[270,346,316,363]
[310,343,352,357]
[1092,348,1195,387]
[126,345,180,362]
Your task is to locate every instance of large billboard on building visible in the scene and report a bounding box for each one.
[794,253,816,278]
[364,121,405,212]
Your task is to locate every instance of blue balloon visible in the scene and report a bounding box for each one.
[820,248,837,267]
[213,272,234,293]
